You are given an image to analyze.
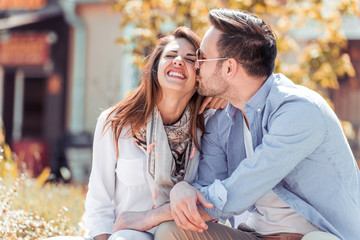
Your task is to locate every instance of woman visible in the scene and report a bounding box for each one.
[82,26,224,240]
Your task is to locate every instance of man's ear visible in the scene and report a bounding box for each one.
[223,58,238,80]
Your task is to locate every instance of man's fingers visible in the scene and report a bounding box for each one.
[186,200,207,230]
[170,197,192,226]
[172,210,183,229]
[173,207,204,232]
[169,181,210,232]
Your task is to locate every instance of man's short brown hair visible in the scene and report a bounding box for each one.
[209,8,277,78]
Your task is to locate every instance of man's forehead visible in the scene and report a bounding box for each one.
[200,26,221,52]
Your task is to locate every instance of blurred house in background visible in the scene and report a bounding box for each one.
[332,38,360,160]
[0,0,70,180]
[0,0,137,183]
[0,0,359,184]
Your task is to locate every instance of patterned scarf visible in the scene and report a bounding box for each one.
[134,106,192,183]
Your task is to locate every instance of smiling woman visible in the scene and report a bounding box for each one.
[44,26,226,240]
[156,38,198,124]
[83,27,207,240]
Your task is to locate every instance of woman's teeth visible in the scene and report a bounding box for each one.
[168,71,185,78]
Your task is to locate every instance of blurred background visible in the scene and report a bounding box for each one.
[0,0,359,186]
[0,1,359,238]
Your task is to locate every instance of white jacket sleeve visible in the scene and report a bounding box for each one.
[83,111,117,238]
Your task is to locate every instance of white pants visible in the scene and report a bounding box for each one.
[45,230,153,240]
[44,237,91,240]
[302,231,340,240]
[109,230,153,240]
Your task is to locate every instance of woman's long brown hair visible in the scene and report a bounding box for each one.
[104,27,205,156]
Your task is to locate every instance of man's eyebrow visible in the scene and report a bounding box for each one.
[200,50,207,58]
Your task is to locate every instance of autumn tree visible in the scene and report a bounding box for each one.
[112,0,358,93]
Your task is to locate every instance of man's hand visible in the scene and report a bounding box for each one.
[170,181,213,232]
[112,204,172,233]
[199,97,228,114]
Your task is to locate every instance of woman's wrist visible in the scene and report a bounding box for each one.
[146,203,173,227]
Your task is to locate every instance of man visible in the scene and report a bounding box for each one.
[154,8,360,240]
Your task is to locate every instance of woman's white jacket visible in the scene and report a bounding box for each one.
[83,109,207,238]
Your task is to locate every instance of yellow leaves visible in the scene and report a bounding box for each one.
[36,167,51,188]
[288,1,323,23]
[264,0,282,7]
[116,37,129,45]
[341,120,356,140]
[277,35,299,53]
[349,0,359,14]
[236,0,253,8]
[297,39,355,90]
[112,0,357,96]
[309,47,320,59]
[178,0,190,4]
[162,0,174,9]
[0,119,18,180]
[134,53,147,70]
[285,0,357,90]
[313,62,339,89]
[252,3,265,14]
[307,8,322,20]
[337,0,359,15]
[341,53,356,77]
[0,158,18,179]
[134,28,153,38]
[124,0,142,14]
[3,144,13,164]
[276,15,292,32]
[277,63,303,82]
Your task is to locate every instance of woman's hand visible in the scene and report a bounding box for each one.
[199,97,228,114]
[112,204,173,233]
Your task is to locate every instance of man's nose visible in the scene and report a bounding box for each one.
[195,60,200,70]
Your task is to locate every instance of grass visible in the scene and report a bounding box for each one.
[0,176,86,239]
[0,121,87,239]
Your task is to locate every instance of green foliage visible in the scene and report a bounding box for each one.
[112,0,358,92]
